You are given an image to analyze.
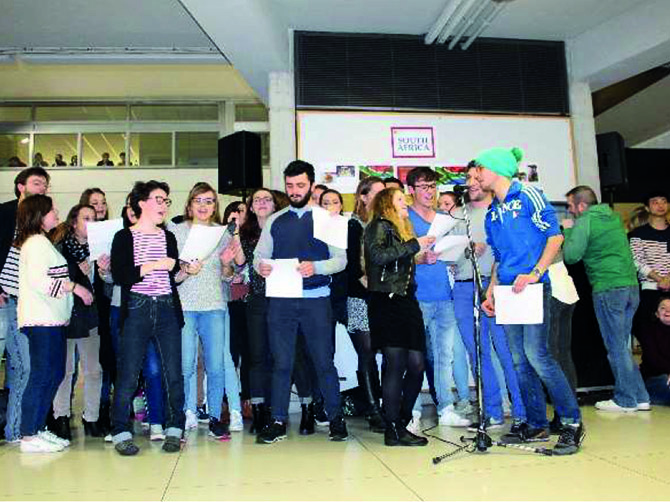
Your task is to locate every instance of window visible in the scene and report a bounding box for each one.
[34,134,78,167]
[82,133,126,166]
[0,107,31,122]
[36,105,126,121]
[0,134,30,167]
[129,132,172,166]
[130,105,218,121]
[235,104,268,122]
[176,132,218,166]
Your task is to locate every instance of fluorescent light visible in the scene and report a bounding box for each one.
[437,0,480,44]
[462,2,505,50]
[425,0,465,45]
[20,138,29,144]
[448,0,490,49]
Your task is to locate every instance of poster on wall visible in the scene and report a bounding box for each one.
[391,127,435,158]
[359,165,394,180]
[435,166,467,188]
[315,163,359,194]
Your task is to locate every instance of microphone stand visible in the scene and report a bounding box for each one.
[432,189,554,465]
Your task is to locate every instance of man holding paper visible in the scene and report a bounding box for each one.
[253,160,348,444]
[477,147,583,455]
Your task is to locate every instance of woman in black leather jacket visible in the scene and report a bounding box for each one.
[364,187,434,446]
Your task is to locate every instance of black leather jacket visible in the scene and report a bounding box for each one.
[364,217,420,296]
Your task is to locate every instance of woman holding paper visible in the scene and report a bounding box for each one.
[110,180,184,456]
[364,187,435,446]
[15,195,93,453]
[172,182,242,438]
[347,177,386,432]
[48,204,104,440]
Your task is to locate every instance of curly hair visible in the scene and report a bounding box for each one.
[371,187,415,242]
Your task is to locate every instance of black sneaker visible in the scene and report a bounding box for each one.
[256,421,287,444]
[329,415,348,441]
[313,399,329,426]
[501,422,549,444]
[467,418,504,433]
[162,435,181,453]
[209,417,230,439]
[115,439,140,456]
[553,423,585,456]
[196,405,210,423]
[299,403,315,435]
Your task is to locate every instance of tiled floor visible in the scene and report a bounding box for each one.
[0,405,668,501]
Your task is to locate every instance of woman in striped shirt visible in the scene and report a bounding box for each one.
[16,194,93,453]
[110,180,185,456]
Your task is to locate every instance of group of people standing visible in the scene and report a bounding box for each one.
[1,147,666,458]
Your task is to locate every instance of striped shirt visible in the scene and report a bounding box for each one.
[0,231,20,297]
[629,224,670,290]
[130,229,172,296]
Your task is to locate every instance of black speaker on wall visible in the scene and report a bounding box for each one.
[596,132,628,188]
[218,131,262,196]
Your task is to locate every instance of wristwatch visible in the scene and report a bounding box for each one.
[531,267,543,279]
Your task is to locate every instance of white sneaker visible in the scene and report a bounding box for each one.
[229,410,244,432]
[439,406,472,427]
[150,424,165,441]
[185,410,199,430]
[39,430,70,448]
[104,434,113,443]
[20,436,65,453]
[637,402,651,411]
[406,410,422,435]
[595,399,637,413]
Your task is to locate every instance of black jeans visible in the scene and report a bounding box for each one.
[228,300,250,400]
[246,295,272,402]
[548,298,578,394]
[111,293,184,440]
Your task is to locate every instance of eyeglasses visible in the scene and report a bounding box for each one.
[414,183,437,191]
[253,196,273,204]
[193,197,215,206]
[150,196,172,207]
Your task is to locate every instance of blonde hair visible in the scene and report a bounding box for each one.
[183,182,221,223]
[372,187,415,242]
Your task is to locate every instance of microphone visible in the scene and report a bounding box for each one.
[453,184,470,202]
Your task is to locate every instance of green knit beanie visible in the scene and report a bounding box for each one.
[475,147,524,179]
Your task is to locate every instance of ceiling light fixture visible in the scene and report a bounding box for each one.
[437,0,480,44]
[425,0,466,45]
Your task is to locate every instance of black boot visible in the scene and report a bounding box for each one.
[52,416,72,441]
[299,403,315,435]
[357,370,385,433]
[82,418,104,438]
[99,403,112,435]
[250,403,268,434]
[384,421,427,447]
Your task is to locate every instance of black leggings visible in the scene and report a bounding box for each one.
[349,329,375,373]
[382,347,424,423]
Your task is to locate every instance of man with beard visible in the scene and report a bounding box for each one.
[253,160,348,443]
[0,167,50,442]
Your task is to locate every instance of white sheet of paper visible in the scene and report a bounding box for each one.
[312,206,349,249]
[494,284,544,325]
[435,235,469,262]
[265,259,303,298]
[179,224,226,263]
[427,213,459,239]
[87,218,124,261]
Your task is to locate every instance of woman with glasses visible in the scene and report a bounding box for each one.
[171,182,243,438]
[110,180,184,456]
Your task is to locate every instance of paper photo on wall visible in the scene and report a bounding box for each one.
[315,163,359,194]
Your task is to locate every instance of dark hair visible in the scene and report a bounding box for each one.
[406,167,438,188]
[13,167,50,198]
[566,185,598,207]
[644,190,668,207]
[128,180,170,218]
[283,160,315,183]
[183,182,221,223]
[14,194,54,248]
[438,191,461,209]
[240,188,278,244]
[272,190,290,211]
[319,189,344,214]
[384,176,404,190]
[79,187,108,220]
[466,160,477,170]
[313,184,328,192]
[354,176,384,222]
[222,200,245,225]
[50,204,96,244]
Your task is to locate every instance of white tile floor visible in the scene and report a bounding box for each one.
[1,404,668,501]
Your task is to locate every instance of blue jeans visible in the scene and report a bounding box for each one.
[182,309,240,420]
[20,326,67,436]
[267,297,340,422]
[112,293,184,442]
[453,281,500,420]
[418,299,470,412]
[100,305,121,406]
[504,283,580,427]
[645,375,670,406]
[2,297,30,440]
[143,339,165,426]
[592,286,649,408]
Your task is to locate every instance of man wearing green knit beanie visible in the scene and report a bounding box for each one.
[476,146,584,455]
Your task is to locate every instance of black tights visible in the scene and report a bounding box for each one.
[348,329,375,372]
[382,347,425,423]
